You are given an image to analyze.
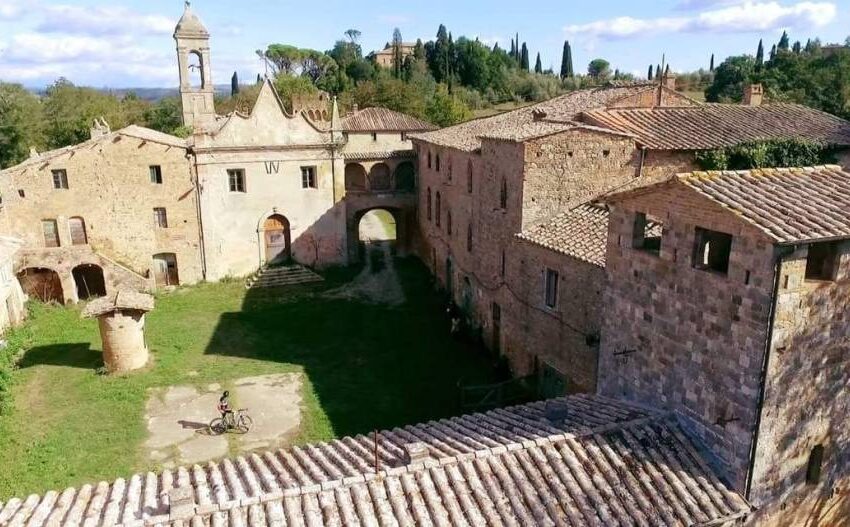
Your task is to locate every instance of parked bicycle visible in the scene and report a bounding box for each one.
[209,408,253,434]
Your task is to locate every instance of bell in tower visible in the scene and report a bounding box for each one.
[174,1,215,131]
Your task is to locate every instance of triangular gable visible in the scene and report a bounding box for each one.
[606,84,701,109]
[206,79,331,147]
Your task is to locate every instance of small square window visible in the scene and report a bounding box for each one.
[52,169,68,189]
[632,212,663,256]
[149,165,163,184]
[228,169,246,193]
[544,268,559,308]
[693,227,733,275]
[805,242,840,282]
[17,189,25,198]
[153,207,168,228]
[301,166,317,189]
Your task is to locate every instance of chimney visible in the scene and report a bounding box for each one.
[28,147,39,159]
[167,486,196,521]
[402,442,430,464]
[90,117,110,140]
[351,104,359,114]
[662,73,676,91]
[531,108,547,121]
[743,84,763,106]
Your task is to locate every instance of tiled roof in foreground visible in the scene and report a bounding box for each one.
[517,203,610,267]
[0,395,750,526]
[582,103,850,150]
[607,165,850,245]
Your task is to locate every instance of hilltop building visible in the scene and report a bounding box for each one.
[370,42,417,68]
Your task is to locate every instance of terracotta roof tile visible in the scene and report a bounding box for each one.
[341,107,436,132]
[0,395,750,526]
[341,149,415,161]
[517,203,610,267]
[678,165,850,244]
[582,104,850,150]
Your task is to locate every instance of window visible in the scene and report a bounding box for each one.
[42,219,60,248]
[401,132,407,141]
[693,227,732,274]
[467,225,473,251]
[632,212,663,256]
[228,169,246,193]
[427,151,432,169]
[500,179,508,209]
[149,165,163,184]
[436,154,441,172]
[467,161,473,193]
[805,242,840,281]
[426,187,432,221]
[806,445,825,485]
[17,189,24,198]
[301,166,317,189]
[447,159,452,181]
[52,169,68,189]
[544,268,559,308]
[500,250,506,277]
[153,207,168,228]
[435,192,441,227]
[371,132,378,141]
[447,210,453,236]
[69,217,87,245]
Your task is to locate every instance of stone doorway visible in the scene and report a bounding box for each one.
[263,214,291,264]
[17,267,63,303]
[153,253,180,287]
[72,264,106,300]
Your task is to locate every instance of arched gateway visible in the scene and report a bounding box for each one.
[263,214,291,264]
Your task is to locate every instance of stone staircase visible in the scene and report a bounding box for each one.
[245,264,323,289]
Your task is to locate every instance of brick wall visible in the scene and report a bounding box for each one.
[599,184,777,491]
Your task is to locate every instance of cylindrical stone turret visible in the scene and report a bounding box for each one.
[83,290,154,374]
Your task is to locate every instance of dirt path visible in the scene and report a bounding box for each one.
[322,243,405,306]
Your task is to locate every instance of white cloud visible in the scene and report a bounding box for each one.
[565,1,837,39]
[0,33,165,64]
[37,4,173,36]
[0,0,25,20]
[675,0,748,10]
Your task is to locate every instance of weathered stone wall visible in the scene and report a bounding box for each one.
[521,130,638,230]
[0,134,203,292]
[747,241,850,524]
[599,184,777,491]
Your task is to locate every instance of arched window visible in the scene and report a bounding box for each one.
[447,158,452,181]
[467,160,473,193]
[188,50,205,89]
[436,154,441,172]
[500,179,508,209]
[394,161,415,191]
[426,187,432,221]
[435,192,441,228]
[467,224,473,251]
[447,210,453,236]
[427,151,432,169]
[806,445,825,485]
[69,216,87,245]
[345,163,367,190]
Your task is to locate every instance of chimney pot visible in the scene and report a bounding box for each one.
[402,442,430,464]
[352,104,359,114]
[743,83,763,106]
[532,108,547,121]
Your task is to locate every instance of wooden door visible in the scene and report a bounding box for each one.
[153,253,179,286]
[69,217,87,245]
[264,215,291,264]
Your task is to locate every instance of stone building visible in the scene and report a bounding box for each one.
[0,236,26,333]
[599,166,850,525]
[411,78,850,393]
[0,3,434,298]
[0,125,200,304]
[370,42,417,68]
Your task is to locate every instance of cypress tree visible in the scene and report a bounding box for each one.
[392,28,404,79]
[777,30,790,51]
[520,43,529,71]
[755,39,764,67]
[769,44,777,61]
[256,73,262,84]
[515,33,520,61]
[664,64,670,75]
[560,41,574,78]
[655,64,661,80]
[792,41,802,54]
[647,64,653,80]
[709,54,714,72]
[510,39,516,60]
[231,72,239,96]
[534,53,542,74]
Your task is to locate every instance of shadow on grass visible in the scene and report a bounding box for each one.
[205,255,499,437]
[17,343,102,370]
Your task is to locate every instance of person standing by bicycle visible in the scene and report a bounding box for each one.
[218,391,233,424]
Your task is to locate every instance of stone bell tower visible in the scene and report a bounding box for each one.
[174,1,215,130]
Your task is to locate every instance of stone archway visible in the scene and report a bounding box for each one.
[394,161,415,191]
[17,267,63,303]
[345,163,367,191]
[358,209,397,244]
[72,263,107,300]
[369,163,391,191]
[262,214,291,264]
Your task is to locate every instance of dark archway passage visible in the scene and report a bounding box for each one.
[17,267,63,303]
[72,264,106,300]
[345,163,367,191]
[357,209,397,243]
[263,214,291,265]
[394,161,415,191]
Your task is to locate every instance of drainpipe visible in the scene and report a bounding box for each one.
[190,149,208,281]
[637,146,647,179]
[744,246,790,500]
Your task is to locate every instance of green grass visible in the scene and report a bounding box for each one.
[0,257,499,499]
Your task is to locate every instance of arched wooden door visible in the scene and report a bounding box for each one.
[264,214,291,264]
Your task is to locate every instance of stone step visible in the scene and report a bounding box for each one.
[245,265,323,289]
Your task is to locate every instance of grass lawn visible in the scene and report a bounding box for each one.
[0,257,499,499]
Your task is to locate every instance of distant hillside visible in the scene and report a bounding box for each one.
[29,85,232,101]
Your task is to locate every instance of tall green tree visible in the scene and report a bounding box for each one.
[520,43,529,71]
[560,41,574,78]
[710,54,715,72]
[231,72,240,96]
[769,44,777,61]
[756,39,764,67]
[705,55,756,102]
[0,83,45,169]
[588,58,611,79]
[392,28,404,79]
[648,64,654,80]
[777,30,790,51]
[534,53,542,74]
[792,41,802,54]
[655,64,661,80]
[42,78,125,148]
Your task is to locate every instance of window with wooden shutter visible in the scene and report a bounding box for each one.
[42,219,60,247]
[153,207,168,228]
[69,217,87,245]
[52,169,68,189]
[544,268,559,309]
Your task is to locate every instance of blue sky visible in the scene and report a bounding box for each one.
[0,0,848,88]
